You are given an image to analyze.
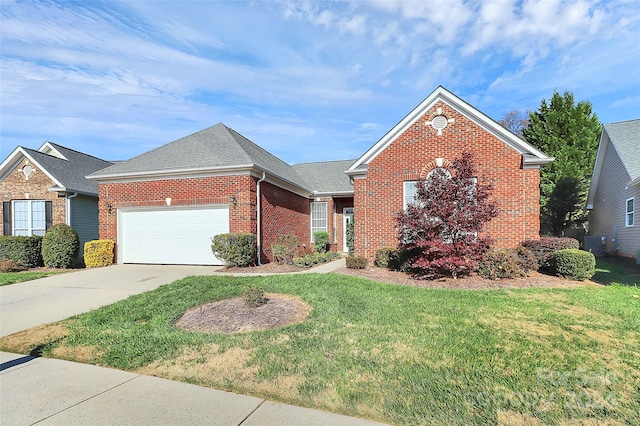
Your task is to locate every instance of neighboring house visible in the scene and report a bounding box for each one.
[0,142,113,262]
[89,86,553,266]
[587,119,640,259]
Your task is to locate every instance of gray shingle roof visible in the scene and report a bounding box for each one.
[605,119,640,181]
[89,123,309,189]
[24,144,112,195]
[292,160,355,194]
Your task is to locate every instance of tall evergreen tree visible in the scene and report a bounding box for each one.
[523,90,601,236]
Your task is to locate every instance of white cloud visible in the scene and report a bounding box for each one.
[1,0,639,163]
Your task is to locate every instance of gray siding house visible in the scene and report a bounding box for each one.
[587,119,640,259]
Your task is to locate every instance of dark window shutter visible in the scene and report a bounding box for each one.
[45,201,53,230]
[2,201,10,236]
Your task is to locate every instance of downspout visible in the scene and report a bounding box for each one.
[256,171,266,266]
[66,192,79,226]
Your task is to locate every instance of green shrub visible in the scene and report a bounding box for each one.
[521,237,579,269]
[0,259,26,272]
[477,249,525,280]
[0,235,43,268]
[375,247,399,269]
[211,233,256,267]
[512,245,539,273]
[313,231,330,253]
[242,285,267,308]
[83,240,115,268]
[346,222,354,256]
[346,256,368,269]
[549,249,596,281]
[271,232,301,265]
[293,251,340,268]
[42,224,79,269]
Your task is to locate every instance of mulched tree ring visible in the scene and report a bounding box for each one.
[175,293,312,333]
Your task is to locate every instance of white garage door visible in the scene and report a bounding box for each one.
[119,206,229,265]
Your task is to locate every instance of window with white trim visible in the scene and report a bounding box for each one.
[403,168,453,210]
[310,201,327,241]
[12,200,47,236]
[626,197,634,227]
[403,181,418,210]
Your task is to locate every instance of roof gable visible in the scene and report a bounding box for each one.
[603,119,640,181]
[347,86,553,174]
[89,123,310,192]
[0,143,111,195]
[587,119,640,208]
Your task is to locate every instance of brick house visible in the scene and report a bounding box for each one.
[0,142,113,260]
[89,86,553,265]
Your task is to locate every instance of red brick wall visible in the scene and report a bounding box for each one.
[260,182,310,261]
[98,175,256,259]
[98,175,312,263]
[1,159,66,233]
[353,101,541,261]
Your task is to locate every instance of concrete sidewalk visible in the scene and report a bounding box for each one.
[1,352,388,426]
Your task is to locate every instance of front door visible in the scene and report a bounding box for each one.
[343,208,354,252]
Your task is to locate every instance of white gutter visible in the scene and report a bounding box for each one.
[66,192,79,226]
[256,171,266,266]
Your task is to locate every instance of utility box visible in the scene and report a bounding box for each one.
[584,236,606,255]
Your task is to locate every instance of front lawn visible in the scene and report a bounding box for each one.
[0,269,70,286]
[1,274,638,425]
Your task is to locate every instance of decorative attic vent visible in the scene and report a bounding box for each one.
[426,108,455,136]
[432,115,448,130]
[22,164,34,180]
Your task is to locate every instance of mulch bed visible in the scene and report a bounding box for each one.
[216,262,601,290]
[335,267,600,289]
[175,293,311,333]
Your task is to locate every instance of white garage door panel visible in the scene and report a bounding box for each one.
[120,207,229,265]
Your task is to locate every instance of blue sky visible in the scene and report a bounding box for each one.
[1,0,639,165]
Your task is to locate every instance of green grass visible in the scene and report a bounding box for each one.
[1,273,639,425]
[0,270,69,286]
[592,257,640,286]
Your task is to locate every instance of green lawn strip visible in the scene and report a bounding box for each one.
[592,257,640,287]
[0,270,69,286]
[6,274,639,425]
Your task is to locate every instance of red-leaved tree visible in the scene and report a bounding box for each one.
[396,151,498,278]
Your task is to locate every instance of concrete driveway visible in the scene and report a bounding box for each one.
[0,264,218,337]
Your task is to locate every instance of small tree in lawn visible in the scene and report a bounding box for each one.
[396,152,498,278]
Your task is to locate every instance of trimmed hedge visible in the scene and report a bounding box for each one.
[211,233,256,267]
[521,237,579,269]
[549,249,596,281]
[0,235,43,268]
[42,224,79,269]
[375,247,399,269]
[346,256,368,269]
[83,240,115,268]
